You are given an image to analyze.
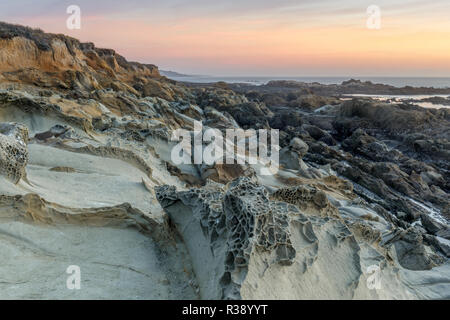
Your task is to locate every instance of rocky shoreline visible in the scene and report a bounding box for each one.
[0,22,449,299]
[228,79,450,96]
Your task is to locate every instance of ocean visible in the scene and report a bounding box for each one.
[164,76,450,89]
[344,94,450,109]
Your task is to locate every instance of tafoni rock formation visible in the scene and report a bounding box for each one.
[0,22,449,299]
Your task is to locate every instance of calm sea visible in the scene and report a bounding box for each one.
[165,76,450,89]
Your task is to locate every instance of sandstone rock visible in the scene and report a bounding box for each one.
[421,214,449,237]
[383,228,444,270]
[290,137,308,156]
[156,177,298,299]
[271,184,339,218]
[279,137,309,170]
[0,122,29,183]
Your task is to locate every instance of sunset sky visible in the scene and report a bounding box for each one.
[1,0,450,76]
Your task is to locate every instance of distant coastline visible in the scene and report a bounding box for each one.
[159,70,192,77]
[162,75,450,89]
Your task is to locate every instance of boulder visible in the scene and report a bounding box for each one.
[279,138,309,170]
[420,214,449,238]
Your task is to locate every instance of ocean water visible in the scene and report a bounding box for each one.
[166,76,450,88]
[346,94,450,109]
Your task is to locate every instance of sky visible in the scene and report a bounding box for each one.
[1,0,450,76]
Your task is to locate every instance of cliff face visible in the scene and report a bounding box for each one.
[0,22,161,95]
